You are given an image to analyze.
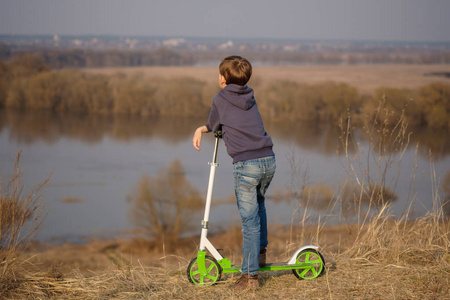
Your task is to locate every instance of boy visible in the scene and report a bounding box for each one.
[192,56,276,290]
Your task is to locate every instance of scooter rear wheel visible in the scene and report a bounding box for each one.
[292,249,325,280]
[187,255,222,286]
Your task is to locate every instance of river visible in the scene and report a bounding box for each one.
[0,110,448,243]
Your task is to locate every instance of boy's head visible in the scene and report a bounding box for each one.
[219,56,252,86]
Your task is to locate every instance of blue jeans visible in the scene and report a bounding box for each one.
[233,156,276,275]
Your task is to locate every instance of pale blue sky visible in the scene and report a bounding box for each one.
[1,0,449,42]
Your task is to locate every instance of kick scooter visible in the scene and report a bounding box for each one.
[187,131,325,286]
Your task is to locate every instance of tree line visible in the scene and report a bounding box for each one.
[256,79,450,130]
[6,47,195,69]
[2,42,450,68]
[0,53,449,130]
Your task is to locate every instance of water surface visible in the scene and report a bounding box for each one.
[0,111,448,243]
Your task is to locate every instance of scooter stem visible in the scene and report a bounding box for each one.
[199,131,222,255]
[202,133,220,225]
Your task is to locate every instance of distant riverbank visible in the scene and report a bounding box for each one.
[2,56,450,130]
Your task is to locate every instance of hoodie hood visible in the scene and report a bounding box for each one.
[207,83,274,163]
[219,84,255,110]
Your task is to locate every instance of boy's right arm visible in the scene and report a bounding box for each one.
[192,125,208,152]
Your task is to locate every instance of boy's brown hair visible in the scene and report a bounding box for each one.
[219,56,252,86]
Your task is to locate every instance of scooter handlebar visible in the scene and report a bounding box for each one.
[214,130,222,139]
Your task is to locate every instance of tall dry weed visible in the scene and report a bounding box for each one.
[286,93,449,267]
[338,95,411,224]
[343,202,449,267]
[0,151,50,286]
[285,149,331,256]
[336,96,449,270]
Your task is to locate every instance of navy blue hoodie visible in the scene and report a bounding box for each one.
[206,84,274,163]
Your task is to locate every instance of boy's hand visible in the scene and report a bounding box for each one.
[193,126,207,151]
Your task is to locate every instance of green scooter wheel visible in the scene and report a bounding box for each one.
[187,255,222,286]
[292,249,325,280]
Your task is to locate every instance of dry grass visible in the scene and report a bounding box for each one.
[1,151,50,271]
[87,64,450,94]
[0,151,51,298]
[2,214,448,299]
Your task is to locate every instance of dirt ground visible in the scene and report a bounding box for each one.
[87,64,450,94]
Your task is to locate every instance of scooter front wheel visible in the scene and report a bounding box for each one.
[292,249,325,280]
[187,255,222,286]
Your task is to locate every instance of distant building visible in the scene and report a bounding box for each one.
[73,39,83,46]
[125,38,138,49]
[163,38,186,47]
[218,40,233,50]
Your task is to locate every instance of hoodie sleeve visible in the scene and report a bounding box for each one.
[207,100,221,133]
